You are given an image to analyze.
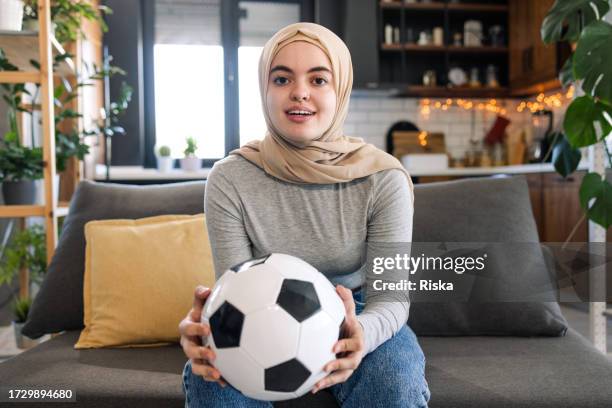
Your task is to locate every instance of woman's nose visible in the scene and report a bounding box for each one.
[290,82,310,101]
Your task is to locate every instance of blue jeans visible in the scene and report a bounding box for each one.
[182,290,430,407]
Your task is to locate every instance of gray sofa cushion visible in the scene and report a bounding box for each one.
[0,330,337,408]
[409,176,568,336]
[1,329,610,407]
[22,181,206,339]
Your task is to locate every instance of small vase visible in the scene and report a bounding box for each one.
[0,0,24,31]
[180,156,202,172]
[156,156,174,172]
[12,321,39,350]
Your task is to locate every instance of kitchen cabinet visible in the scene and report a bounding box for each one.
[416,171,605,243]
[508,0,569,96]
[316,0,380,89]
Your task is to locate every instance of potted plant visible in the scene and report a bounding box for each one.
[11,296,39,349]
[180,137,201,171]
[0,0,24,31]
[156,145,173,172]
[0,224,47,288]
[0,133,44,205]
[22,0,110,43]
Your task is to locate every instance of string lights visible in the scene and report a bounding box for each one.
[418,85,575,117]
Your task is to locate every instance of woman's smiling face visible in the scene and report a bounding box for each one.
[266,41,337,144]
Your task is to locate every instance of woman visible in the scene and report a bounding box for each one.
[179,22,430,407]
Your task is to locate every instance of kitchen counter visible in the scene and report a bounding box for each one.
[406,162,590,177]
[94,162,597,182]
[94,165,211,181]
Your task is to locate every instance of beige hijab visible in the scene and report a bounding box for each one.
[231,22,413,200]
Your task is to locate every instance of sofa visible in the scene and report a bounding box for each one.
[0,175,611,408]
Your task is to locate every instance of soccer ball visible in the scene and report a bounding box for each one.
[201,253,345,401]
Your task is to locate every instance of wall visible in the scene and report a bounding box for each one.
[345,92,571,162]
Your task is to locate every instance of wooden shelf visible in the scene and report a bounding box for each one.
[0,205,46,218]
[447,45,508,53]
[403,85,509,97]
[380,1,507,12]
[383,44,508,53]
[0,203,70,218]
[0,30,75,76]
[0,71,40,84]
[404,44,446,52]
[447,3,508,12]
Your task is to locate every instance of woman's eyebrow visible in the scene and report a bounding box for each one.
[269,65,332,74]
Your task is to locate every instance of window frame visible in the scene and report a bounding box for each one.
[142,0,314,169]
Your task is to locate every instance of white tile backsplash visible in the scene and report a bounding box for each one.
[345,93,571,159]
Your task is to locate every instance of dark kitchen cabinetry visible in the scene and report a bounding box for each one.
[377,0,510,97]
[508,0,570,96]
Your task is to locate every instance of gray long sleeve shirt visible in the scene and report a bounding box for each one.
[204,155,413,354]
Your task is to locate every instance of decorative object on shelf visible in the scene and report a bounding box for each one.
[529,109,554,163]
[156,145,173,173]
[433,27,444,46]
[0,133,43,205]
[384,24,393,45]
[406,28,415,44]
[453,32,462,46]
[417,31,429,45]
[492,142,505,166]
[488,25,504,46]
[393,27,400,44]
[464,20,483,47]
[422,70,437,87]
[12,296,39,349]
[486,64,500,88]
[479,148,492,167]
[468,67,481,87]
[0,0,24,31]
[448,66,467,87]
[180,137,201,171]
[484,114,510,146]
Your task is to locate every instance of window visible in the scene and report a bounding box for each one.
[145,0,312,165]
[238,2,300,147]
[153,0,225,159]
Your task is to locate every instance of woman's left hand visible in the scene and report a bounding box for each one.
[312,285,364,394]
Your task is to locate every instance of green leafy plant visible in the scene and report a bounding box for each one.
[157,145,171,157]
[0,224,46,288]
[184,137,198,157]
[23,0,111,44]
[0,133,43,182]
[542,0,612,229]
[12,296,32,323]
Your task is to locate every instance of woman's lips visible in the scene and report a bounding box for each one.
[286,112,315,123]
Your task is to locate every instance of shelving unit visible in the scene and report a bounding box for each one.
[378,0,509,97]
[0,1,68,299]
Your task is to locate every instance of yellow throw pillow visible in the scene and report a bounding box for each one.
[75,214,214,349]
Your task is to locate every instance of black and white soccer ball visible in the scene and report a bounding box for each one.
[201,253,345,401]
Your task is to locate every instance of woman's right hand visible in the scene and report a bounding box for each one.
[179,285,227,387]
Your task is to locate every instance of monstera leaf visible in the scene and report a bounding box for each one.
[573,20,612,102]
[564,95,612,148]
[559,54,575,88]
[541,0,610,43]
[579,173,612,229]
[551,133,581,178]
